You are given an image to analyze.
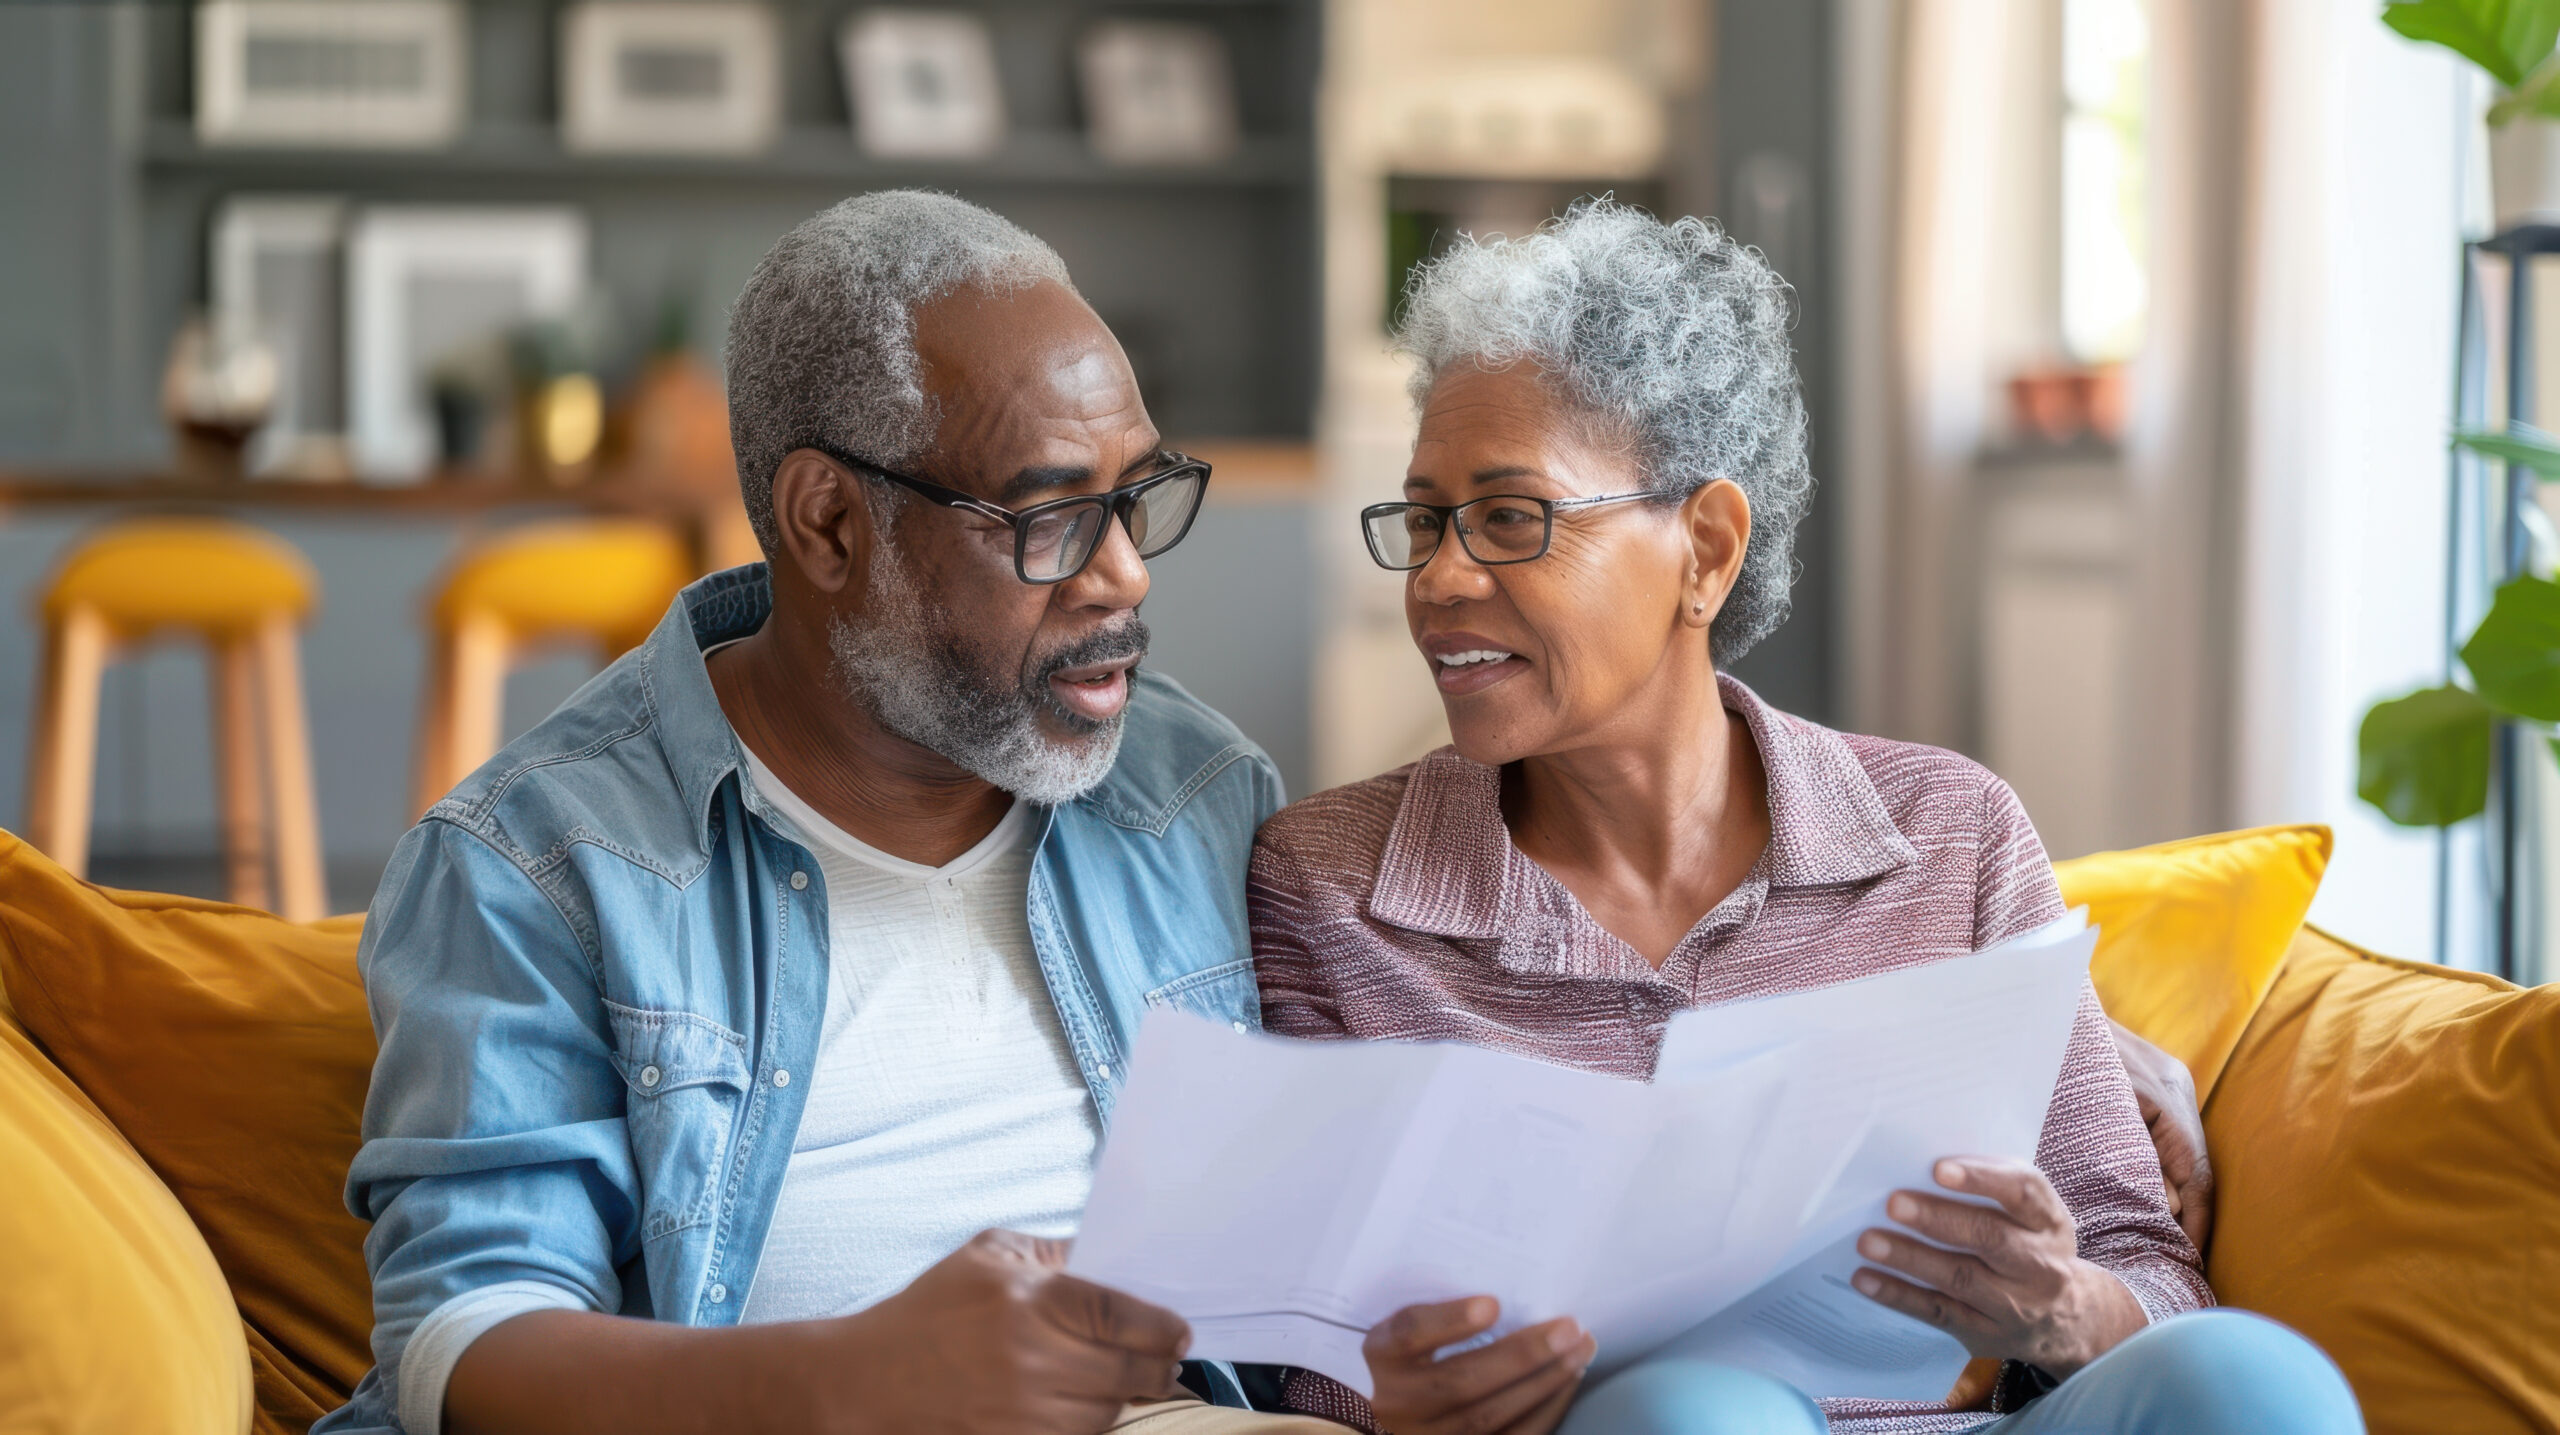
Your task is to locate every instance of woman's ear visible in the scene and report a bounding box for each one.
[770,448,873,596]
[1679,479,1752,631]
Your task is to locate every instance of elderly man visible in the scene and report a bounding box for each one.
[317,192,1341,1435]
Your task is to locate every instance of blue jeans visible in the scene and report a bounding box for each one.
[1555,1311,2363,1435]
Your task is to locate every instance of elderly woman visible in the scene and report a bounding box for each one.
[1249,204,2359,1435]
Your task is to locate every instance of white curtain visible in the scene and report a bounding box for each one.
[1836,0,2469,955]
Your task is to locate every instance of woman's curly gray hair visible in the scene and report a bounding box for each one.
[1393,199,1811,665]
[726,191,1073,556]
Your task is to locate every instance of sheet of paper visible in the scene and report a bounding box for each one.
[1646,914,2096,1398]
[1068,916,2095,1401]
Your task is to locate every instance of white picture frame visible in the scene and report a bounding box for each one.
[1077,21,1238,166]
[561,2,780,156]
[212,196,348,477]
[196,0,467,149]
[345,207,589,482]
[840,9,1006,160]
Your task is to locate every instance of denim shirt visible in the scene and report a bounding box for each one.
[318,565,1284,1433]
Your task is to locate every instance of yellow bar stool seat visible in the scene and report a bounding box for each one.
[24,518,329,920]
[412,518,693,819]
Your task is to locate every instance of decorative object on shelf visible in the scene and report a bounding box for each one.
[2383,0,2560,230]
[1375,58,1665,181]
[840,9,1005,160]
[345,206,588,483]
[195,0,466,149]
[2004,362,2128,447]
[211,196,348,479]
[161,314,280,481]
[560,1,780,156]
[617,294,735,489]
[1077,21,1238,166]
[508,319,606,486]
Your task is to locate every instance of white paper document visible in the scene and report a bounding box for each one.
[1067,916,2096,1401]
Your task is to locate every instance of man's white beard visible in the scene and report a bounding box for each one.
[825,543,1132,806]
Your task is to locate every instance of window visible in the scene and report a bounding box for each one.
[2061,0,2149,364]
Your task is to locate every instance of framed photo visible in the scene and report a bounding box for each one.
[196,0,466,149]
[1077,21,1238,166]
[840,9,1005,160]
[345,207,588,481]
[212,196,348,477]
[561,2,780,156]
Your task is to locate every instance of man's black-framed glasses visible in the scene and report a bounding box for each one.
[1360,492,1659,571]
[829,447,1211,585]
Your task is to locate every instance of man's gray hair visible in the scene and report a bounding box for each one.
[726,191,1074,555]
[1393,198,1811,666]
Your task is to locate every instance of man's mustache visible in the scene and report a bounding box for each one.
[1030,617,1151,687]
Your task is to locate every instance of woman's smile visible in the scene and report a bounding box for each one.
[1421,630,1533,695]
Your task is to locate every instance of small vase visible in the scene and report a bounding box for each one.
[2490,117,2560,234]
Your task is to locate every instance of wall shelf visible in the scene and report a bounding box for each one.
[140,122,1307,190]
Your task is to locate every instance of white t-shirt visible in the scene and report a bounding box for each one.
[733,740,1103,1323]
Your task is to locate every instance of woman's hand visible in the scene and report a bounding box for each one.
[2108,1018,2215,1252]
[1364,1297,1596,1435]
[1849,1158,2149,1378]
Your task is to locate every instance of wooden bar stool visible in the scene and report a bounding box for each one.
[24,517,327,920]
[411,518,692,819]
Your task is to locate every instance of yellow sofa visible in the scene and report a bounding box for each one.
[2,825,2556,1434]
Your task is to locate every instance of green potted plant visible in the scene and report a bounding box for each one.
[2383,0,2560,229]
[2359,427,2560,825]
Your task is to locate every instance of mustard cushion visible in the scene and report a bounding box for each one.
[0,833,375,1435]
[0,1013,252,1433]
[2205,926,2560,1434]
[2055,824,2332,1097]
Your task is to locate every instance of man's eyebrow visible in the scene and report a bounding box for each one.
[1470,464,1542,487]
[998,446,1166,505]
[999,465,1093,504]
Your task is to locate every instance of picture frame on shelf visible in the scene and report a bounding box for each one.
[1078,21,1239,166]
[211,196,348,478]
[345,207,589,482]
[195,0,466,149]
[560,2,780,156]
[840,9,1006,160]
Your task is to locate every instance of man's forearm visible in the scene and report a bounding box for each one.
[445,1308,831,1435]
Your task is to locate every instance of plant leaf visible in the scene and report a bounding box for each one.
[2464,575,2560,718]
[2358,684,2495,826]
[2454,424,2560,475]
[2383,0,2560,88]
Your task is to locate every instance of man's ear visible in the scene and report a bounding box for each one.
[1679,479,1752,632]
[770,448,873,596]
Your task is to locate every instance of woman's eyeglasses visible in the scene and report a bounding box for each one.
[1359,492,1659,571]
[823,447,1211,585]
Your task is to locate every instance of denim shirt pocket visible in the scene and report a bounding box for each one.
[603,1000,753,1243]
[1142,958,1261,1028]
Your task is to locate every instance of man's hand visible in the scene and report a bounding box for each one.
[819,1229,1192,1434]
[446,1229,1186,1435]
[1850,1158,2148,1378]
[1364,1297,1594,1435]
[2108,1018,2214,1252]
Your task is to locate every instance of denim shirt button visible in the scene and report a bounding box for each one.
[638,1065,661,1089]
[1097,1063,1113,1080]
[789,870,809,890]
[772,1068,791,1088]
[708,1283,728,1304]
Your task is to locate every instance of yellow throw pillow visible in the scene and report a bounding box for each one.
[2055,824,2332,1098]
[2205,926,2560,1433]
[0,833,376,1435]
[0,1016,252,1434]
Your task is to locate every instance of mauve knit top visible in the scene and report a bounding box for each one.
[1248,676,2209,1433]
